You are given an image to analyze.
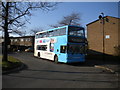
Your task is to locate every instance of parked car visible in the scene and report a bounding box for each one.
[25,47,33,52]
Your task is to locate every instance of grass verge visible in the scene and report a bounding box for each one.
[0,56,22,71]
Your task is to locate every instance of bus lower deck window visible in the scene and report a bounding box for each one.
[37,45,47,51]
[60,46,67,53]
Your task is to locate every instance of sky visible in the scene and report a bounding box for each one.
[0,1,119,37]
[24,2,119,35]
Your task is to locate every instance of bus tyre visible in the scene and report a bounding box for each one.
[54,55,58,63]
[38,52,40,58]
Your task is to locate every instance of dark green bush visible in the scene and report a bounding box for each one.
[114,45,120,56]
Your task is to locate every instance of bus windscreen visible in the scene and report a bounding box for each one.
[68,26,84,37]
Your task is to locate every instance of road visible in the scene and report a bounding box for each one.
[2,52,119,88]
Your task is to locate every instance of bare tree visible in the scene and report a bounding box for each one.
[12,29,27,36]
[50,12,81,28]
[30,27,44,35]
[1,2,58,61]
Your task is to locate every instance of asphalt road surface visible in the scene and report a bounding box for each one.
[2,52,119,88]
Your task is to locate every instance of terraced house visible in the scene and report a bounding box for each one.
[10,36,34,51]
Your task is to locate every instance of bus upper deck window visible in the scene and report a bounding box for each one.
[49,31,53,37]
[36,34,38,39]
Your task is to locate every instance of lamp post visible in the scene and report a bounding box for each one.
[99,12,105,60]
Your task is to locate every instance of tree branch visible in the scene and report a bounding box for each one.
[8,7,31,24]
[2,2,6,10]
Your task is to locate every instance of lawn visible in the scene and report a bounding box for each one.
[0,56,22,71]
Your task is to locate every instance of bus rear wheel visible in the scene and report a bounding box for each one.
[38,52,41,58]
[54,55,58,63]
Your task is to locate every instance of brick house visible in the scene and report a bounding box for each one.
[86,16,120,56]
[10,36,34,46]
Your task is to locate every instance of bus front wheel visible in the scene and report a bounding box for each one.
[54,55,58,63]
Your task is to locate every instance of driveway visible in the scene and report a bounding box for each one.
[2,52,119,88]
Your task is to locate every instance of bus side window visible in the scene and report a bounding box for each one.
[38,33,43,38]
[37,45,41,50]
[37,45,47,51]
[42,46,47,51]
[50,43,54,52]
[35,34,37,39]
[53,29,60,36]
[60,46,67,53]
[60,28,66,35]
[49,31,53,37]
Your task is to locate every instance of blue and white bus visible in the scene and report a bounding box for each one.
[34,25,86,63]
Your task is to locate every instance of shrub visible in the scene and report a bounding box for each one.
[114,45,120,56]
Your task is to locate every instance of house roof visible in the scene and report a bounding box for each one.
[10,36,35,39]
[86,16,120,26]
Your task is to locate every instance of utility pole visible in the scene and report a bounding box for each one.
[99,12,105,61]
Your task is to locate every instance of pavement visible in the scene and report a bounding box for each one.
[2,62,25,75]
[0,44,2,90]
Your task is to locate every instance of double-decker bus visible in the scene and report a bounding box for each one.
[34,25,86,63]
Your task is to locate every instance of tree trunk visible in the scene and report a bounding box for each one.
[2,2,9,62]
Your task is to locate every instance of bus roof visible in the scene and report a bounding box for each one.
[36,25,84,35]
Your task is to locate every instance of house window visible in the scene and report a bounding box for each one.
[15,39,17,42]
[11,39,13,42]
[21,39,24,41]
[25,38,29,41]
